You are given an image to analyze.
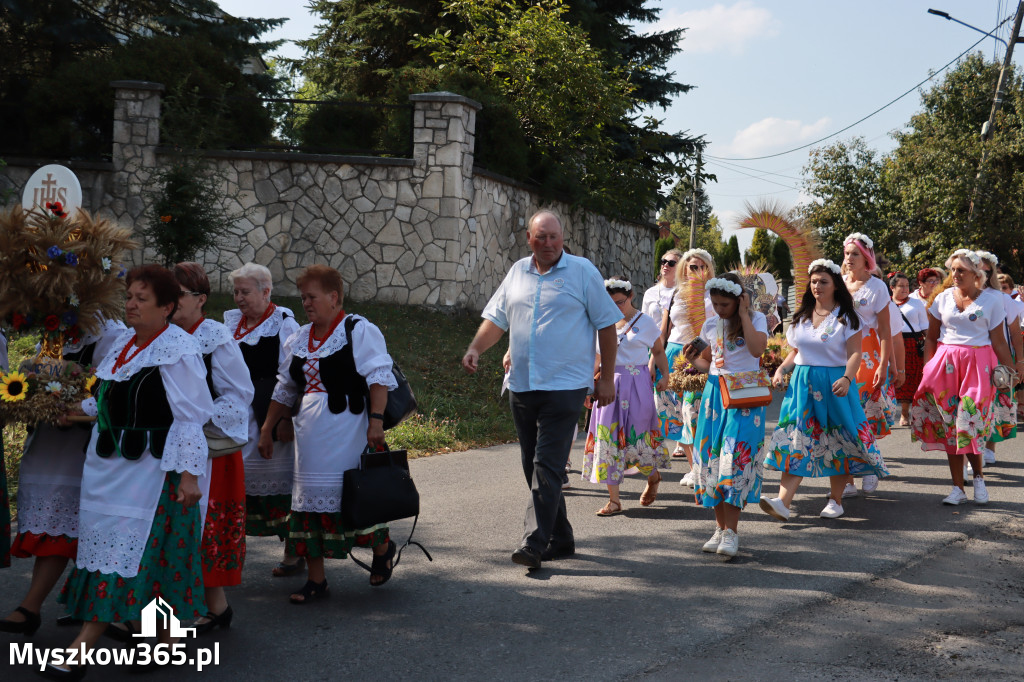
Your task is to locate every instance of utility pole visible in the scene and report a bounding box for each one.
[689,152,702,249]
[968,0,1024,223]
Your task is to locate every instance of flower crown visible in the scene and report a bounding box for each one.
[705,277,743,296]
[975,250,998,266]
[844,232,874,249]
[604,278,631,291]
[808,258,841,275]
[681,248,714,266]
[951,249,981,267]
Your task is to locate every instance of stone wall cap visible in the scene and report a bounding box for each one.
[409,91,482,110]
[110,80,166,92]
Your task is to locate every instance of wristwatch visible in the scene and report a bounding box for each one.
[369,412,385,421]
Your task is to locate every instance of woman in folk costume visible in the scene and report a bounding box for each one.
[259,265,399,604]
[581,277,671,515]
[841,233,891,496]
[761,260,887,522]
[971,252,1022,470]
[683,273,769,558]
[658,249,714,487]
[908,268,943,304]
[171,262,254,634]
[0,316,124,636]
[997,272,1024,422]
[890,272,929,427]
[911,250,1013,506]
[48,266,214,677]
[223,263,303,577]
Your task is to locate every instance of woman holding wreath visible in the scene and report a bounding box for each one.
[683,273,769,558]
[910,249,1014,505]
[47,265,214,678]
[761,260,887,522]
[224,263,302,577]
[259,265,398,604]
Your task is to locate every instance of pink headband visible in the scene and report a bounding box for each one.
[844,237,876,272]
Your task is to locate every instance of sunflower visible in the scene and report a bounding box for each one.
[1,371,29,402]
[84,375,98,396]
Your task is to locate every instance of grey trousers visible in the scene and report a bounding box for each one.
[509,388,588,553]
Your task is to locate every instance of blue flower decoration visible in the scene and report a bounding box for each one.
[117,266,127,278]
[46,245,63,259]
[64,253,79,266]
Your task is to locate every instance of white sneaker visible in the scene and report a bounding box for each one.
[861,475,879,493]
[983,448,995,465]
[759,496,790,521]
[820,499,845,518]
[973,476,989,504]
[702,528,724,553]
[942,487,968,505]
[681,471,695,488]
[841,483,859,499]
[716,529,739,558]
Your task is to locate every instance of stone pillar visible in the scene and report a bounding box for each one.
[409,92,482,307]
[110,80,164,263]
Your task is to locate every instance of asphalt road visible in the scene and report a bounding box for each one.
[4,400,1023,681]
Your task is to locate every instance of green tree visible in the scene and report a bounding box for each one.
[658,180,723,260]
[653,237,675,279]
[744,227,775,269]
[771,237,793,283]
[719,235,741,270]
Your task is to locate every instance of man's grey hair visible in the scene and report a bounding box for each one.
[228,262,273,294]
[527,209,563,234]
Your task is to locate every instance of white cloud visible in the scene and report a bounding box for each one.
[652,2,781,56]
[725,117,831,157]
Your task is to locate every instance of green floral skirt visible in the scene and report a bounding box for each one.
[285,511,388,560]
[58,472,205,623]
[245,493,292,540]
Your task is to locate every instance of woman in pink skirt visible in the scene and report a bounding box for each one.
[911,249,1014,506]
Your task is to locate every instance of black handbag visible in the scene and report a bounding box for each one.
[344,316,417,429]
[342,444,432,573]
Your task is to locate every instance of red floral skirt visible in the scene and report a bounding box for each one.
[11,531,77,559]
[285,511,388,561]
[200,451,246,588]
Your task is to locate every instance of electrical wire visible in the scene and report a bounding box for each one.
[705,15,1012,162]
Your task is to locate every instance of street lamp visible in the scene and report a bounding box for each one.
[927,8,1010,47]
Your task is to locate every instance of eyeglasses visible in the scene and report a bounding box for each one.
[660,259,678,267]
[179,290,203,298]
[688,264,702,272]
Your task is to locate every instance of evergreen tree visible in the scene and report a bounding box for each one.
[771,237,793,283]
[744,228,775,269]
[719,235,741,270]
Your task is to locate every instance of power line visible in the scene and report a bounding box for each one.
[707,157,805,182]
[705,17,1010,162]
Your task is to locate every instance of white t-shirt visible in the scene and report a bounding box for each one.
[848,276,890,331]
[641,283,674,324]
[787,309,861,367]
[895,297,929,334]
[667,291,714,344]
[887,301,904,336]
[598,311,661,366]
[928,287,1006,346]
[1001,291,1023,324]
[699,311,768,376]
[908,289,925,303]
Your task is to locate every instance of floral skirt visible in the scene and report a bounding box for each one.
[895,335,924,402]
[656,342,701,444]
[989,387,1017,443]
[912,344,997,455]
[246,493,292,540]
[693,376,767,509]
[201,451,246,588]
[582,365,670,485]
[857,329,891,438]
[1,441,8,568]
[11,531,77,559]
[58,472,205,623]
[767,365,888,478]
[286,511,389,561]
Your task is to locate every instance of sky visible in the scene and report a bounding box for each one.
[216,0,1021,253]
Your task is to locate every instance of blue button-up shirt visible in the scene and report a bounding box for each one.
[483,253,623,392]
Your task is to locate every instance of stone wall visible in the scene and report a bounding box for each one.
[1,82,659,309]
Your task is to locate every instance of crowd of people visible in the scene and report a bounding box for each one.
[0,261,399,678]
[1,208,1022,676]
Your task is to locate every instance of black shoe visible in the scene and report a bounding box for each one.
[541,542,575,561]
[38,663,87,680]
[55,614,82,628]
[193,605,233,635]
[511,546,542,569]
[0,606,41,635]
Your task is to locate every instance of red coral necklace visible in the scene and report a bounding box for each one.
[308,310,345,353]
[234,304,276,340]
[112,324,169,372]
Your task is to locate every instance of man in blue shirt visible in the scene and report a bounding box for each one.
[462,210,622,569]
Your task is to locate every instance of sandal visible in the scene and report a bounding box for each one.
[595,499,623,516]
[289,579,329,605]
[271,557,306,578]
[370,540,397,587]
[640,472,661,507]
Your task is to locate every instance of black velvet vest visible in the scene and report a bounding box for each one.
[287,317,366,416]
[94,366,174,460]
[240,330,282,429]
[203,352,219,401]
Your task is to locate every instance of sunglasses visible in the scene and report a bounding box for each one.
[660,259,678,267]
[179,290,204,298]
[688,264,703,272]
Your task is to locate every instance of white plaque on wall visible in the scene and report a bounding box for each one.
[21,164,83,216]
